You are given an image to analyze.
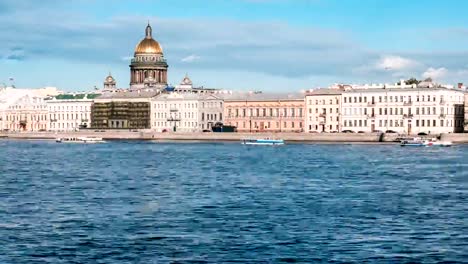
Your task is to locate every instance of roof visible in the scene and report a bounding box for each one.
[95,90,160,100]
[306,88,343,96]
[153,92,222,101]
[223,92,305,102]
[343,87,464,94]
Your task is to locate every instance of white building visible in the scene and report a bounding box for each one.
[305,89,343,132]
[46,93,100,131]
[151,92,223,132]
[198,94,224,130]
[0,87,61,131]
[341,87,465,134]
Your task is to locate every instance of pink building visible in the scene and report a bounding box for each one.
[223,93,305,132]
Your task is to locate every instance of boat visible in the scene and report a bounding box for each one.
[56,137,105,143]
[400,137,452,147]
[241,138,285,146]
[424,138,452,147]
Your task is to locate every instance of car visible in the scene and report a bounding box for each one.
[385,130,397,133]
[330,131,338,133]
[162,129,168,133]
[202,129,211,132]
[342,130,355,133]
[372,130,383,133]
[358,131,365,133]
[309,131,318,133]
[418,132,428,136]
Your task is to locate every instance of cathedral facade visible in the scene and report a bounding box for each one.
[129,23,168,90]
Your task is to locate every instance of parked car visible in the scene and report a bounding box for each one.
[309,131,318,133]
[162,129,168,133]
[372,130,383,133]
[202,129,211,132]
[342,130,355,133]
[357,131,365,133]
[385,130,397,133]
[418,132,428,136]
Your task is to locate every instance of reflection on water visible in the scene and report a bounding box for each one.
[0,140,467,262]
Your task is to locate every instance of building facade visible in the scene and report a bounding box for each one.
[305,89,342,132]
[341,87,465,134]
[151,93,199,132]
[91,91,156,129]
[129,23,168,89]
[151,93,223,132]
[199,94,223,130]
[46,93,100,131]
[223,93,305,132]
[0,87,61,131]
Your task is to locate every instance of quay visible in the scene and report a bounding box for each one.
[0,131,466,143]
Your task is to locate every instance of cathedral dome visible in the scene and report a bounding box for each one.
[134,23,163,54]
[105,74,115,83]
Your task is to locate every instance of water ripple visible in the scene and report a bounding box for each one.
[0,140,467,262]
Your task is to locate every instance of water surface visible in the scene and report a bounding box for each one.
[0,140,467,263]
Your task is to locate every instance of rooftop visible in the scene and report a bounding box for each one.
[306,88,343,96]
[223,92,305,102]
[95,90,160,100]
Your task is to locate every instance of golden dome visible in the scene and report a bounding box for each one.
[134,23,163,54]
[135,38,163,54]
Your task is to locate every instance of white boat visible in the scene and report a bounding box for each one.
[400,137,452,147]
[56,137,105,143]
[241,138,285,146]
[424,138,452,147]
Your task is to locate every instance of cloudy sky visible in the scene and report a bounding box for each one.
[1,0,468,91]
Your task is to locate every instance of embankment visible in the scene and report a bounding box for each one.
[1,131,381,142]
[3,131,467,143]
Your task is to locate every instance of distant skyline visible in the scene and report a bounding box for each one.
[1,0,468,91]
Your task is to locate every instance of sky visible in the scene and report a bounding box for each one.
[1,0,468,92]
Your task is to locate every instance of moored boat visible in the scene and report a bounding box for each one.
[400,137,452,147]
[241,138,285,146]
[56,137,105,143]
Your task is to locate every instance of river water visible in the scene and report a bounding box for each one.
[0,140,467,263]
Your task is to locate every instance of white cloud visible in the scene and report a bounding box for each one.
[181,54,201,63]
[376,55,419,71]
[422,67,448,80]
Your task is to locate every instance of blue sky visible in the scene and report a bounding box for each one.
[1,0,468,91]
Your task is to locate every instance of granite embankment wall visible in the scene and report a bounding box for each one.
[2,131,468,143]
[440,133,468,143]
[0,131,382,142]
